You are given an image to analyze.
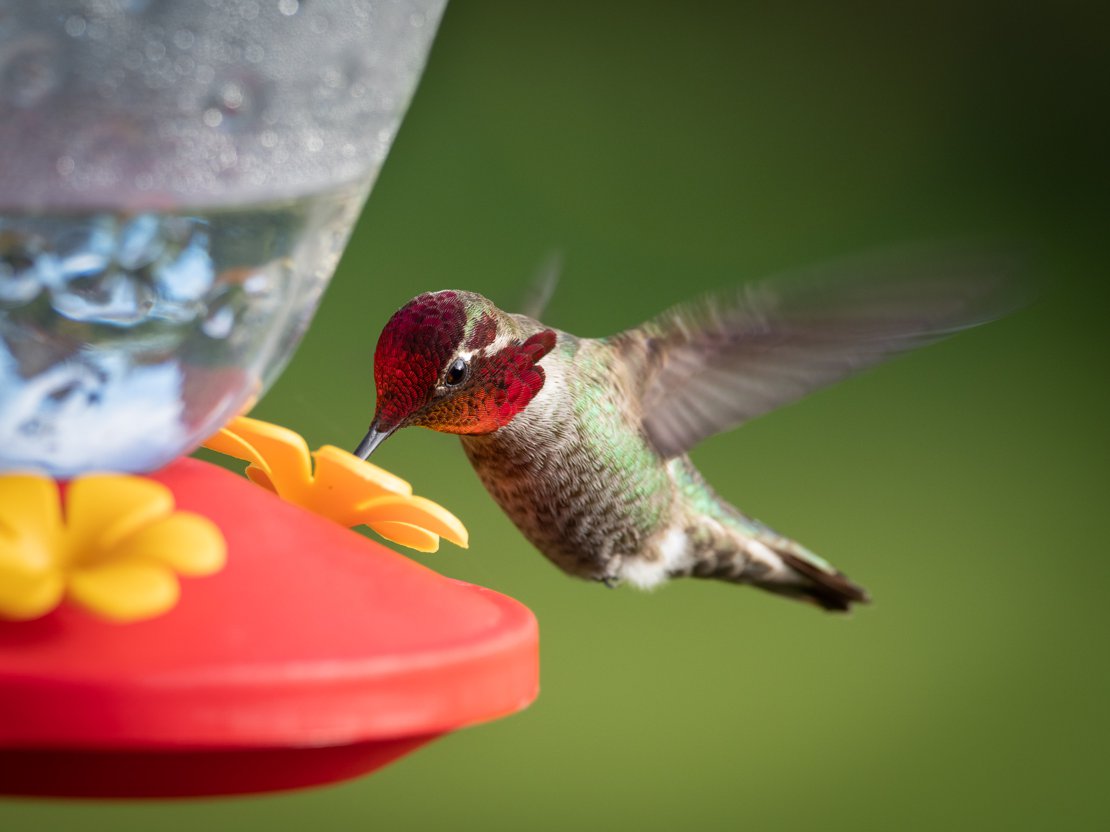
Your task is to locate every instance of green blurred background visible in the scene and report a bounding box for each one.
[4,1,1109,829]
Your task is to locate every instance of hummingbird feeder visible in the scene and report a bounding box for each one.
[0,0,539,798]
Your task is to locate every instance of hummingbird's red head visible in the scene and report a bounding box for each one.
[355,290,557,458]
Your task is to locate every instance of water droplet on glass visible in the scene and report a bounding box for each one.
[221,82,244,110]
[201,72,268,135]
[278,0,299,16]
[144,40,167,62]
[217,146,239,169]
[64,16,88,37]
[173,56,195,79]
[55,156,76,176]
[86,19,108,40]
[2,37,61,107]
[172,28,195,50]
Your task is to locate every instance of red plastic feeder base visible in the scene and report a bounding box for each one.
[0,736,439,798]
[0,459,539,798]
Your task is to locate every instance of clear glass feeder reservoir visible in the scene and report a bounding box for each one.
[0,0,446,477]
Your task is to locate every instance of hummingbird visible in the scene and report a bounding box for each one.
[354,258,1012,611]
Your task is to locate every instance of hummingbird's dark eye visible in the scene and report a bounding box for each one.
[445,357,469,387]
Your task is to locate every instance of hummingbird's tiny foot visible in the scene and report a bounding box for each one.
[602,575,620,589]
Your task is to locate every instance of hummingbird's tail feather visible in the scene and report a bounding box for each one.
[663,458,870,611]
[757,546,871,612]
[686,528,871,612]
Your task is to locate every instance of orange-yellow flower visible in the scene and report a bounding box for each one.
[202,416,468,553]
[0,474,225,622]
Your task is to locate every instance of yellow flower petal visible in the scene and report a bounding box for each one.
[0,480,59,578]
[312,445,413,497]
[245,464,278,493]
[65,475,174,563]
[0,474,61,552]
[67,560,180,622]
[354,495,469,549]
[220,416,312,497]
[110,512,226,577]
[0,568,64,621]
[200,417,470,555]
[0,532,55,583]
[0,471,226,622]
[297,446,414,527]
[369,521,441,553]
[202,427,272,476]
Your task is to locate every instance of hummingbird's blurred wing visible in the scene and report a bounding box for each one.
[517,250,563,320]
[630,251,1021,459]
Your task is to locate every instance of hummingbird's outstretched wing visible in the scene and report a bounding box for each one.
[629,251,1022,459]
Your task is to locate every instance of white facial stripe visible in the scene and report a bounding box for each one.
[454,331,514,369]
[486,332,514,356]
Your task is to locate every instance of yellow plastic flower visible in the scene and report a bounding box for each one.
[202,416,468,553]
[0,474,225,622]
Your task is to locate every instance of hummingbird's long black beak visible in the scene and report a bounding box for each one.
[354,423,394,460]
